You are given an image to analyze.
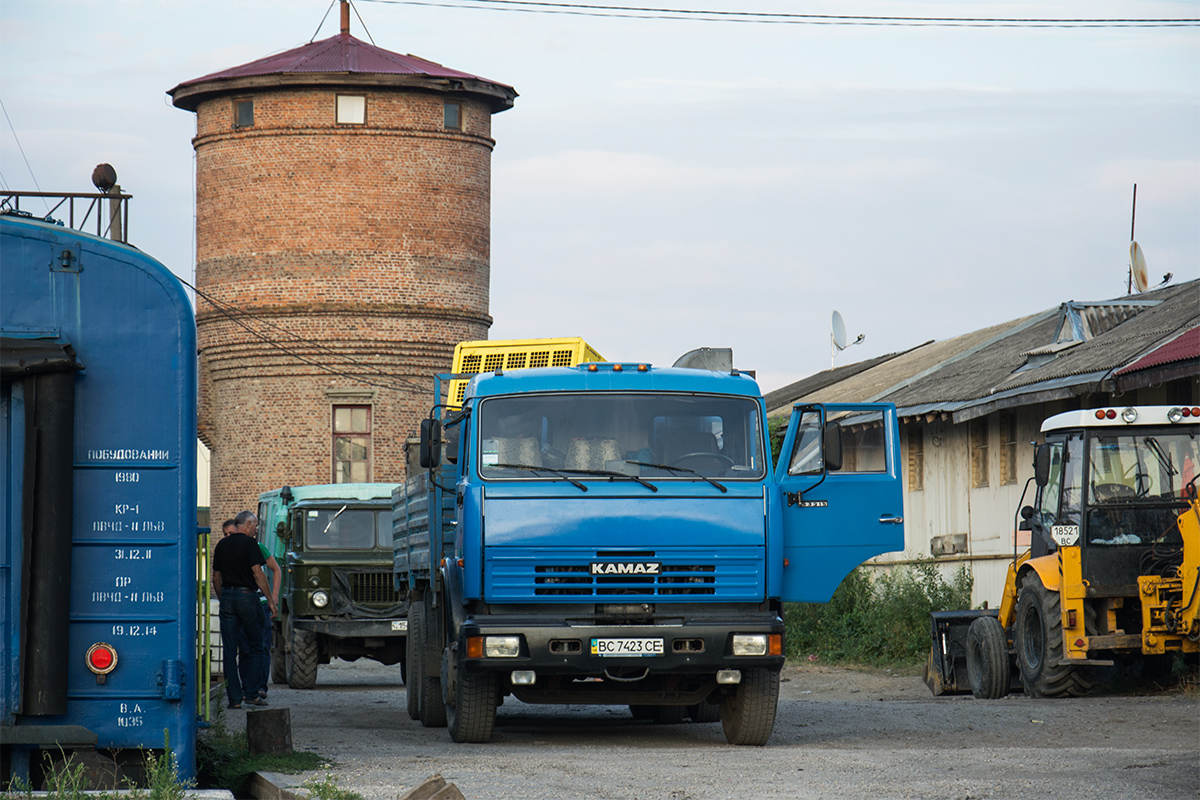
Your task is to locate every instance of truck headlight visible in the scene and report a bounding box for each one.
[732,634,768,656]
[311,590,329,609]
[484,636,521,657]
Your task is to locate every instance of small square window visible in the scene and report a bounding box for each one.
[234,99,254,128]
[443,101,462,130]
[337,94,366,125]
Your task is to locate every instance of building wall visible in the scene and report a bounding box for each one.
[189,86,496,524]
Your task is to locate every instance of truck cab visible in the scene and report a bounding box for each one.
[259,484,407,689]
[397,362,905,743]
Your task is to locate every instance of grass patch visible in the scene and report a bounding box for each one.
[785,559,973,667]
[5,732,193,798]
[302,771,365,800]
[196,705,328,794]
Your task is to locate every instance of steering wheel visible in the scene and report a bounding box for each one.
[672,452,735,471]
[1092,483,1135,503]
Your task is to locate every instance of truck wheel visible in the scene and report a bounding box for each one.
[687,698,721,723]
[966,616,1010,699]
[270,625,287,685]
[720,668,779,746]
[405,605,423,721]
[285,615,318,690]
[447,660,499,743]
[628,705,655,720]
[418,598,447,728]
[1015,574,1094,698]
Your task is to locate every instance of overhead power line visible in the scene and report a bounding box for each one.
[179,275,432,395]
[359,0,1198,27]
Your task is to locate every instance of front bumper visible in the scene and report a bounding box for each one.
[293,617,408,638]
[456,610,784,675]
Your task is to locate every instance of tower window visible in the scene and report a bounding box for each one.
[443,101,462,130]
[234,98,254,128]
[337,94,367,125]
[333,405,372,483]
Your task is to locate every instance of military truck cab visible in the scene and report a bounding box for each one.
[259,484,407,689]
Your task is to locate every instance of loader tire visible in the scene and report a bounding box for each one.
[720,668,779,746]
[1015,574,1094,698]
[405,605,422,721]
[966,615,1010,699]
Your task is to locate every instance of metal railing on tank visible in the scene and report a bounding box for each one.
[2,165,132,242]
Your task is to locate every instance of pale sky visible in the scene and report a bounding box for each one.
[2,1,1197,391]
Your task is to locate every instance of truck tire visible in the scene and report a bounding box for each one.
[405,605,422,721]
[285,615,318,690]
[270,625,287,685]
[1014,574,1094,698]
[447,661,499,743]
[419,598,447,728]
[650,705,686,724]
[720,668,779,746]
[687,699,721,723]
[628,705,655,720]
[966,615,1010,699]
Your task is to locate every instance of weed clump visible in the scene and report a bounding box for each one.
[785,559,973,666]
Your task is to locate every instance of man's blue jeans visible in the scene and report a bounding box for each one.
[238,600,272,698]
[220,587,265,706]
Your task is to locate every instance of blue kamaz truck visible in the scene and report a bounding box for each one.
[394,359,904,744]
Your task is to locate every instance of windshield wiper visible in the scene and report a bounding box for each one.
[555,467,658,492]
[1143,437,1177,476]
[626,461,728,493]
[488,463,588,492]
[488,463,658,492]
[322,505,348,534]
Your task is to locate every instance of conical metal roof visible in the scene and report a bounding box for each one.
[169,32,516,113]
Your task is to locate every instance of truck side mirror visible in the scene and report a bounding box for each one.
[420,418,442,469]
[1033,444,1050,487]
[823,421,843,472]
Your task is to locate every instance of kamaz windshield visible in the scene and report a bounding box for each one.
[477,393,765,480]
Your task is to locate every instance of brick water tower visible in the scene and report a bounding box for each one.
[169,2,516,524]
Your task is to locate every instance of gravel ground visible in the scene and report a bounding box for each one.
[224,659,1198,800]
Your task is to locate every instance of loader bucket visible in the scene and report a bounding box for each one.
[924,609,998,695]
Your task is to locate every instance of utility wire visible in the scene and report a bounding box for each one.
[179,275,432,394]
[0,98,50,212]
[360,0,1198,27]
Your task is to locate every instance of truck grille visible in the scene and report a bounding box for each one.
[350,571,401,607]
[533,564,716,596]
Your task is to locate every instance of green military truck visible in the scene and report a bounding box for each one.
[259,484,408,689]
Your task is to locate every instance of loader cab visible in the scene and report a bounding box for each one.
[1030,407,1199,590]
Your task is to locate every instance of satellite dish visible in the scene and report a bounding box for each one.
[832,311,847,350]
[1130,241,1148,293]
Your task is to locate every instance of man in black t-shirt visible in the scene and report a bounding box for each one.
[213,510,278,709]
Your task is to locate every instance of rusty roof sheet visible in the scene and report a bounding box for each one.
[1116,325,1200,375]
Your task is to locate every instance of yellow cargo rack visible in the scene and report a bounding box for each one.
[448,337,604,407]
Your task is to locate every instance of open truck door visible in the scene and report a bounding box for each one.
[774,403,905,603]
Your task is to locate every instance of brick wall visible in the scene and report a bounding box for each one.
[190,85,495,524]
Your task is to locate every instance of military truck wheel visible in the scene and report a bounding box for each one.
[687,698,721,723]
[1015,574,1094,698]
[418,598,446,728]
[405,605,423,721]
[270,626,287,685]
[628,705,655,720]
[285,619,318,690]
[720,668,779,746]
[447,659,498,743]
[966,615,1010,699]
